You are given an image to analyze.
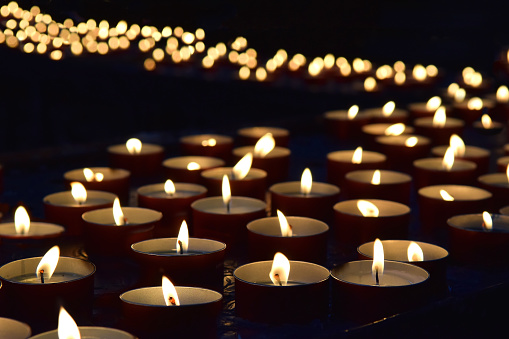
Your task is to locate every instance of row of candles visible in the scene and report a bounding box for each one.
[0,108,508,337]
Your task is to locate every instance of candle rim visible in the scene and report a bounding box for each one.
[43,190,118,207]
[0,317,31,338]
[64,167,130,181]
[447,213,509,233]
[200,166,267,180]
[119,286,223,307]
[0,222,65,238]
[137,182,207,197]
[413,157,477,171]
[375,134,431,146]
[179,133,233,144]
[107,143,164,155]
[323,110,371,120]
[478,173,509,187]
[131,237,226,256]
[333,199,410,217]
[232,145,291,158]
[413,116,465,127]
[162,156,225,169]
[247,216,329,237]
[345,169,412,185]
[269,181,340,196]
[82,206,162,226]
[362,123,414,136]
[190,196,266,215]
[357,240,448,262]
[29,326,135,339]
[431,145,490,158]
[361,107,408,117]
[327,149,387,163]
[418,184,492,201]
[237,126,289,138]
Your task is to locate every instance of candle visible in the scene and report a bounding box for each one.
[246,214,329,264]
[162,155,225,184]
[477,169,509,211]
[497,156,509,172]
[63,167,130,204]
[237,126,290,147]
[413,107,465,146]
[431,135,490,175]
[323,105,371,140]
[375,135,431,173]
[179,133,234,162]
[472,113,504,135]
[108,138,165,176]
[0,317,31,339]
[333,199,410,247]
[233,253,330,323]
[343,169,412,204]
[270,168,340,223]
[362,101,409,124]
[407,96,444,120]
[137,181,207,237]
[453,97,495,125]
[0,206,65,242]
[361,123,414,148]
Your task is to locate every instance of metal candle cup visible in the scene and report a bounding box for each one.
[0,317,31,339]
[137,183,207,237]
[30,327,136,339]
[413,158,477,189]
[81,207,161,257]
[327,150,387,188]
[232,146,291,185]
[233,260,330,323]
[269,181,340,223]
[131,238,226,292]
[432,145,490,176]
[333,199,410,247]
[120,286,222,338]
[0,257,95,333]
[331,260,429,323]
[246,216,329,265]
[344,169,412,204]
[375,135,431,173]
[179,134,234,162]
[108,143,164,176]
[162,156,225,184]
[413,116,465,146]
[237,126,290,147]
[201,167,267,200]
[323,110,371,140]
[43,190,117,236]
[477,173,509,211]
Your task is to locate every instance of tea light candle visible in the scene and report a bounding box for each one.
[179,134,234,162]
[453,97,495,125]
[413,108,465,146]
[362,101,409,124]
[407,96,445,120]
[477,171,509,211]
[162,156,225,184]
[237,126,290,147]
[233,257,330,323]
[232,145,290,185]
[246,215,329,264]
[0,317,31,339]
[413,154,477,189]
[137,181,207,237]
[63,167,130,204]
[375,135,431,173]
[108,139,164,176]
[496,156,509,172]
[361,123,414,148]
[432,144,490,176]
[343,169,412,204]
[323,106,371,140]
[201,167,267,201]
[472,113,504,135]
[333,199,410,247]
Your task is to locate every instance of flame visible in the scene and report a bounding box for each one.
[394,72,406,85]
[253,133,275,158]
[95,172,104,182]
[372,239,384,282]
[347,105,359,120]
[371,170,381,185]
[482,211,492,231]
[439,189,454,201]
[357,200,379,217]
[467,97,483,110]
[432,107,447,128]
[164,179,176,195]
[300,168,313,196]
[14,206,30,235]
[187,162,201,171]
[447,83,459,97]
[442,147,455,171]
[449,134,466,157]
[71,182,87,204]
[126,138,142,155]
[113,197,126,226]
[232,153,252,180]
[426,96,442,111]
[162,276,180,306]
[58,307,81,339]
[276,210,293,237]
[405,137,418,147]
[454,88,466,103]
[83,168,94,182]
[36,245,60,282]
[496,85,509,103]
[222,175,231,210]
[481,114,493,129]
[352,147,363,164]
[407,242,424,262]
[269,252,290,286]
[364,77,377,92]
[176,220,189,254]
[382,101,396,117]
[201,138,217,147]
[412,64,427,81]
[507,165,509,183]
[384,123,405,136]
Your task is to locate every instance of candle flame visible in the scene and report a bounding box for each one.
[269,252,290,286]
[162,276,180,306]
[14,206,30,235]
[58,307,81,339]
[384,123,405,136]
[176,220,189,253]
[277,210,292,237]
[364,77,377,92]
[222,174,231,210]
[113,197,126,226]
[372,239,384,282]
[36,245,60,282]
[447,83,459,97]
[394,72,406,85]
[347,105,359,120]
[300,168,312,196]
[201,138,217,147]
[83,168,94,182]
[467,97,483,110]
[440,189,454,201]
[357,200,379,217]
[95,172,104,182]
[426,96,442,111]
[412,64,427,81]
[70,182,87,204]
[506,165,509,183]
[449,134,466,157]
[432,107,447,128]
[407,242,424,262]
[187,162,201,171]
[126,138,142,155]
[496,85,509,103]
[481,114,493,129]
[382,101,396,117]
[371,170,381,185]
[164,179,176,195]
[482,211,492,230]
[232,152,252,180]
[442,147,455,171]
[253,133,275,158]
[405,137,418,147]
[454,88,466,103]
[352,147,363,164]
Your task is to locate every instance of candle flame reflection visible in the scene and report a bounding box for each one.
[232,152,252,180]
[439,189,454,201]
[407,242,424,262]
[71,182,87,204]
[58,307,81,339]
[176,220,189,253]
[277,210,292,237]
[126,138,142,155]
[254,133,275,158]
[162,276,180,306]
[269,252,290,286]
[300,168,312,196]
[14,206,30,235]
[482,211,493,231]
[372,239,384,283]
[357,200,379,217]
[36,245,60,282]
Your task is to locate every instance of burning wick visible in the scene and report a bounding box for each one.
[39,269,45,284]
[374,268,379,286]
[273,273,282,286]
[177,240,183,255]
[168,296,177,306]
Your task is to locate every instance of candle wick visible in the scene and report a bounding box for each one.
[274,273,282,286]
[375,268,379,286]
[226,200,231,214]
[169,296,176,306]
[40,270,45,284]
[123,217,128,225]
[178,240,183,255]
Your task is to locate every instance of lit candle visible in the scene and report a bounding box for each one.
[361,122,414,148]
[477,166,509,211]
[413,106,465,146]
[407,96,443,120]
[362,101,409,124]
[472,113,504,135]
[108,138,165,176]
[237,126,290,147]
[375,135,431,173]
[179,134,234,162]
[453,97,495,125]
[162,155,225,184]
[323,105,371,140]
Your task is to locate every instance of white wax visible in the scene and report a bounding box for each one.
[432,145,489,159]
[0,222,64,237]
[43,191,117,207]
[64,167,129,181]
[414,158,476,172]
[324,110,370,121]
[29,326,136,339]
[120,286,222,306]
[201,167,266,181]
[414,116,464,128]
[327,150,386,163]
[418,185,492,201]
[346,169,411,185]
[237,126,289,139]
[478,173,509,187]
[108,143,163,155]
[362,123,414,136]
[162,156,225,170]
[192,196,266,215]
[269,181,340,197]
[376,135,431,147]
[233,146,291,159]
[247,216,329,237]
[138,182,207,199]
[333,199,410,217]
[11,272,84,284]
[180,134,233,145]
[132,238,225,255]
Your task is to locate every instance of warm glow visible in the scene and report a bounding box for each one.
[467,97,483,110]
[347,105,359,120]
[113,197,126,226]
[405,137,418,147]
[222,175,231,210]
[126,138,142,154]
[162,276,180,306]
[71,182,87,204]
[277,210,292,237]
[201,138,217,147]
[58,307,81,339]
[394,71,406,85]
[187,162,201,170]
[239,66,250,80]
[449,134,466,157]
[300,168,312,196]
[372,239,384,282]
[352,147,363,164]
[371,170,381,185]
[269,252,290,286]
[412,64,427,81]
[440,189,454,201]
[481,114,493,129]
[394,61,405,72]
[432,107,447,128]
[364,77,377,92]
[454,88,466,103]
[357,200,379,217]
[447,83,460,97]
[407,242,424,262]
[82,168,93,183]
[176,220,189,254]
[253,133,275,158]
[426,96,442,111]
[496,85,509,103]
[36,245,60,282]
[482,211,493,231]
[14,206,30,235]
[164,179,176,195]
[442,147,455,171]
[232,153,252,180]
[426,65,438,77]
[507,165,509,183]
[352,58,364,73]
[384,123,405,136]
[382,101,395,117]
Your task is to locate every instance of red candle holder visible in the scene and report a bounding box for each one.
[327,149,387,188]
[237,126,290,147]
[413,117,465,146]
[375,135,431,173]
[162,156,225,184]
[431,145,490,176]
[201,167,267,200]
[108,143,164,176]
[323,109,371,140]
[413,157,477,189]
[179,134,234,162]
[477,173,509,211]
[232,146,290,185]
